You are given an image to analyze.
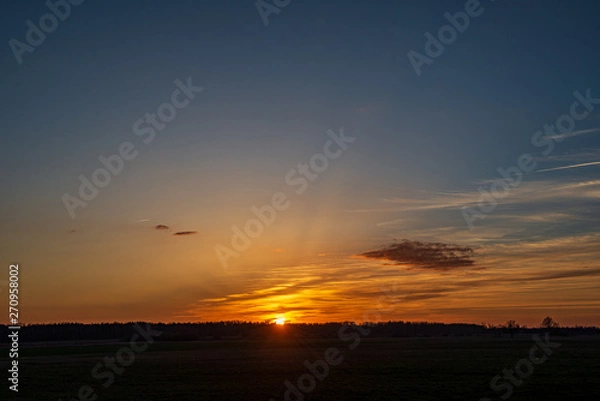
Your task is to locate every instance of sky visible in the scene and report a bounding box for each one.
[1,0,599,327]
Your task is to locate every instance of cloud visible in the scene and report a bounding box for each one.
[153,224,197,236]
[173,231,197,236]
[381,179,600,213]
[503,267,600,282]
[358,239,475,270]
[537,148,600,163]
[541,126,600,141]
[536,160,600,173]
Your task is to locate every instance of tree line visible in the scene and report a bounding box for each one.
[1,317,597,343]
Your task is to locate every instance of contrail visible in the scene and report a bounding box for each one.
[536,160,600,173]
[543,126,600,140]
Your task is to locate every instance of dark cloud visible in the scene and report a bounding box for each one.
[173,231,197,236]
[359,239,475,270]
[503,267,600,282]
[155,225,169,230]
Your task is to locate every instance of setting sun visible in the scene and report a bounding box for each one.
[274,318,286,325]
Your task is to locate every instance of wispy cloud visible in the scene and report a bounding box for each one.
[383,179,600,213]
[542,126,600,141]
[536,160,600,173]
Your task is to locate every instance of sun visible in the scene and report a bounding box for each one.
[274,317,286,325]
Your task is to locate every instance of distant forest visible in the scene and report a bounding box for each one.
[1,320,598,343]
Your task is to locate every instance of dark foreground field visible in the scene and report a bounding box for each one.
[4,335,599,400]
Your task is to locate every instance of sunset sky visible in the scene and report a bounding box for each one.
[1,0,599,327]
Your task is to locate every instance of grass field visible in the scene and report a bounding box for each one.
[4,335,600,400]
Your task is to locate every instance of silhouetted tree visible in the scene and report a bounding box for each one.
[503,320,520,339]
[541,316,559,329]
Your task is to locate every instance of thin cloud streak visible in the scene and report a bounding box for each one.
[542,126,600,140]
[536,161,600,173]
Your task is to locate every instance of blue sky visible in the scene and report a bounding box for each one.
[1,0,599,325]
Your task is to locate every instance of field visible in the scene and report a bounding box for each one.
[5,335,600,400]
